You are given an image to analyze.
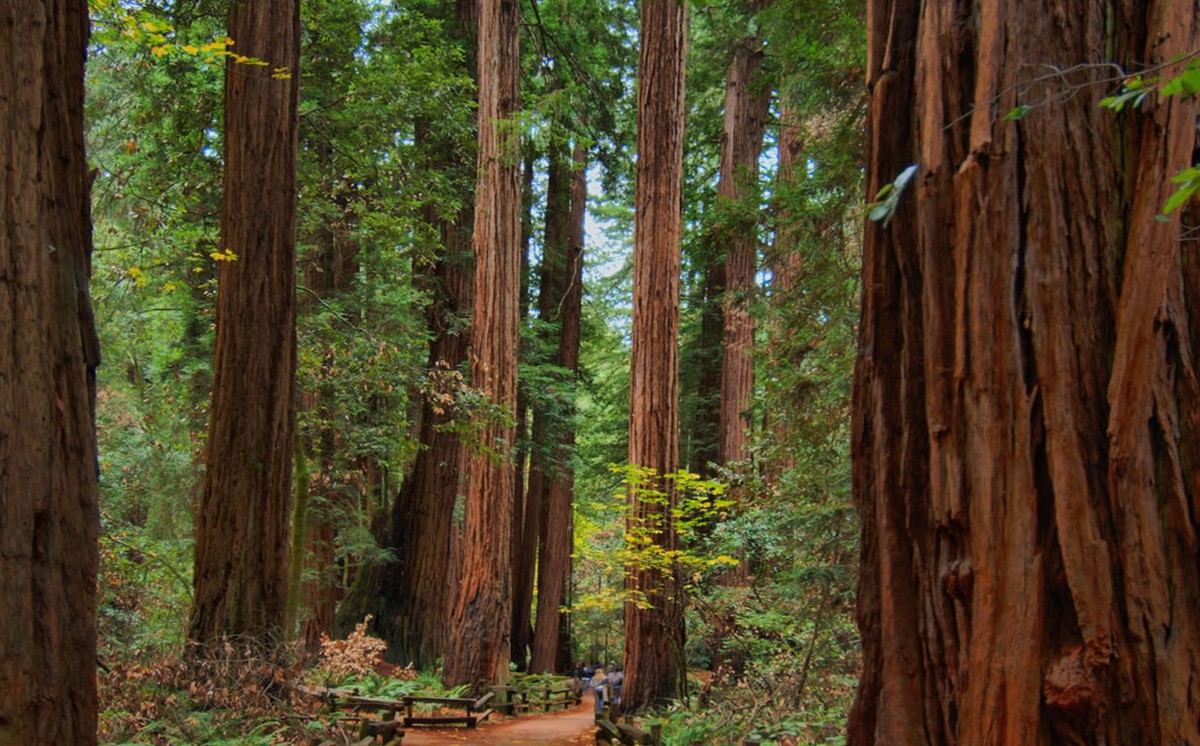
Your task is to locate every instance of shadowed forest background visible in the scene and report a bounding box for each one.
[7,0,1200,744]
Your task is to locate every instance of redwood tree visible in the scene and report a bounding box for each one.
[189,0,301,649]
[623,0,688,711]
[443,0,521,691]
[0,1,99,741]
[852,1,1200,743]
[530,139,588,674]
[717,28,770,472]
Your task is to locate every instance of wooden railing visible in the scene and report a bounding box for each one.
[594,702,661,746]
[489,678,583,714]
[298,684,496,743]
[593,700,764,746]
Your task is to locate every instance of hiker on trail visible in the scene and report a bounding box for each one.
[608,664,624,706]
[589,666,609,714]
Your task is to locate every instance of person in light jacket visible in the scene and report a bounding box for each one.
[607,664,624,706]
[589,667,609,714]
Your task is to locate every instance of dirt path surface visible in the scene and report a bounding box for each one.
[397,698,597,746]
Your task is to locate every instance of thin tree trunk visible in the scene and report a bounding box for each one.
[189,0,300,650]
[531,140,588,674]
[851,1,1200,743]
[443,0,521,692]
[624,0,688,711]
[520,137,570,672]
[717,40,770,471]
[286,438,309,640]
[689,264,724,476]
[511,147,537,671]
[336,207,472,666]
[764,100,803,479]
[0,1,99,741]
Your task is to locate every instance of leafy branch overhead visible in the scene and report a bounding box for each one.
[1100,58,1200,215]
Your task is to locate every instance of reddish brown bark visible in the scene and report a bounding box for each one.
[299,516,336,651]
[511,148,537,671]
[443,0,521,692]
[519,138,570,672]
[530,140,588,674]
[717,40,770,469]
[624,0,688,711]
[0,1,99,741]
[189,0,300,648]
[852,2,1200,743]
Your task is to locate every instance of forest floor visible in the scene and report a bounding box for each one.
[396,696,597,745]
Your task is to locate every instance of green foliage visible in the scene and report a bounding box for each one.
[1099,58,1200,215]
[606,465,738,608]
[1164,165,1200,215]
[1002,104,1031,121]
[99,652,333,745]
[98,521,193,662]
[1099,74,1155,112]
[866,163,918,226]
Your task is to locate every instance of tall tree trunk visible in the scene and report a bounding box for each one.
[337,0,477,668]
[624,0,688,711]
[510,147,537,671]
[519,137,569,672]
[851,1,1200,743]
[0,1,99,741]
[717,40,770,469]
[688,264,724,476]
[764,99,803,479]
[443,0,521,692]
[189,0,300,649]
[556,140,589,675]
[531,140,588,674]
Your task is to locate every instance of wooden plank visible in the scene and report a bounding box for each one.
[403,695,477,707]
[472,691,495,711]
[474,708,494,723]
[615,722,654,745]
[339,694,405,710]
[403,715,476,727]
[595,718,622,737]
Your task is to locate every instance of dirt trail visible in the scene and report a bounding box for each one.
[396,696,598,746]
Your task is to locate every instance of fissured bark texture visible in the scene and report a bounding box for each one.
[0,1,100,742]
[851,1,1200,743]
[624,0,688,712]
[443,0,521,692]
[189,0,300,649]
